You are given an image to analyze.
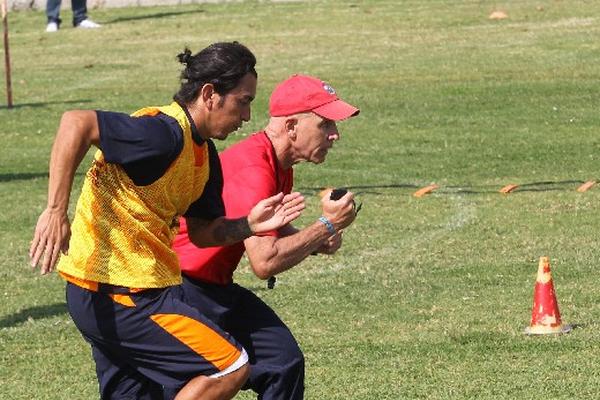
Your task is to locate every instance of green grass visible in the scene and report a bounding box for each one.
[2,0,600,398]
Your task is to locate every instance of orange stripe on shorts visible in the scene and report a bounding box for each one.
[150,313,241,371]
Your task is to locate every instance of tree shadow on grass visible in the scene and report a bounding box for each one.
[300,180,592,196]
[0,172,49,183]
[0,302,67,329]
[0,171,85,183]
[0,99,92,111]
[510,180,586,193]
[436,180,585,195]
[298,183,419,196]
[106,8,206,24]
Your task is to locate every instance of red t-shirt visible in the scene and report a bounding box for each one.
[172,132,294,285]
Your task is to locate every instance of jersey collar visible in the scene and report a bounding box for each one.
[177,101,205,146]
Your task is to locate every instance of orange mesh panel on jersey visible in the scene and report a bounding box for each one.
[193,142,207,167]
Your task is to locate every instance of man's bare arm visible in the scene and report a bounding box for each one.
[186,192,305,248]
[30,111,100,274]
[244,220,341,280]
[243,189,356,279]
[186,216,253,247]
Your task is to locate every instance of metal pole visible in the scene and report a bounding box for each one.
[1,0,13,108]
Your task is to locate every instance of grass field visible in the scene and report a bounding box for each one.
[2,0,600,398]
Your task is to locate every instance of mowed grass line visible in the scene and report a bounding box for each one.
[2,1,600,399]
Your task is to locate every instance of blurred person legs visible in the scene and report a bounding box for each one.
[45,0,101,31]
[45,0,61,32]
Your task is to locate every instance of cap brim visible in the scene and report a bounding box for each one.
[312,99,360,121]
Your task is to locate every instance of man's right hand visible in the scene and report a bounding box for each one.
[321,189,356,231]
[30,208,71,275]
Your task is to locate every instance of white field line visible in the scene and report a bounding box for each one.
[307,195,477,277]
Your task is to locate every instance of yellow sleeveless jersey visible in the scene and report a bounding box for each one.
[58,102,210,288]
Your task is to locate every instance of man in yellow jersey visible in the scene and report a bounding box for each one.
[29,41,305,400]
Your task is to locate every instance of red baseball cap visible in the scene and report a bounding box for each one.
[269,74,360,121]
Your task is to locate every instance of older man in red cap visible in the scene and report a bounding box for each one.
[171,74,360,400]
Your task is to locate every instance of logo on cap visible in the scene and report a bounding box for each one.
[322,83,336,95]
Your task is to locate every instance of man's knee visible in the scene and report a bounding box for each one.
[267,346,305,383]
[279,339,305,376]
[285,348,305,377]
[174,363,250,400]
[229,362,251,388]
[207,362,250,398]
[254,351,304,399]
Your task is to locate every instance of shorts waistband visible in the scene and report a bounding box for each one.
[60,272,148,294]
[182,273,232,289]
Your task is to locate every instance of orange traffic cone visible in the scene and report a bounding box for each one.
[524,256,572,335]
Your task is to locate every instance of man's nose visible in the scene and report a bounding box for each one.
[242,107,251,122]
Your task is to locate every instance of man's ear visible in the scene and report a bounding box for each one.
[199,83,216,110]
[285,117,299,140]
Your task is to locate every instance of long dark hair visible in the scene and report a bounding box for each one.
[173,41,257,104]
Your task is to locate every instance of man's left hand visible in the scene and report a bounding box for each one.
[248,192,305,234]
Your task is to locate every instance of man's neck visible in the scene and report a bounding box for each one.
[183,102,210,141]
[264,126,294,170]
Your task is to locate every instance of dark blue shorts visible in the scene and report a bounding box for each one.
[66,282,247,399]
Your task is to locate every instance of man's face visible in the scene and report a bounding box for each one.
[210,72,257,140]
[293,113,340,164]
